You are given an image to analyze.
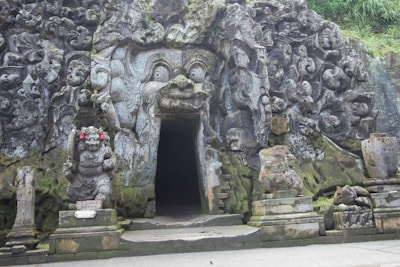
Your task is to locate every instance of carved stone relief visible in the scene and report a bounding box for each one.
[0,0,378,219]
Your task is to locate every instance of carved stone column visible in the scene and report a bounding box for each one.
[6,166,39,252]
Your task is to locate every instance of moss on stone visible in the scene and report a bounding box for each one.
[0,148,70,240]
[217,149,256,214]
[313,196,335,230]
[312,196,333,212]
[118,184,155,217]
[292,135,365,198]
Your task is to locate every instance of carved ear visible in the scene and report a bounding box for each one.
[336,185,342,193]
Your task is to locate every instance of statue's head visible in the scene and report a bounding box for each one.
[67,59,90,87]
[77,126,108,152]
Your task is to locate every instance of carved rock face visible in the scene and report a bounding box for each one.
[0,0,385,218]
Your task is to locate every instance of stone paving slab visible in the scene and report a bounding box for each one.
[128,214,244,230]
[16,240,400,267]
[122,225,259,242]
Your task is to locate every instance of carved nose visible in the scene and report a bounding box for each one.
[170,74,194,90]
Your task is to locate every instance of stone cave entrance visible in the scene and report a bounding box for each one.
[155,118,202,216]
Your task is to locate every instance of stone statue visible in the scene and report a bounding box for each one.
[63,126,115,202]
[6,166,39,251]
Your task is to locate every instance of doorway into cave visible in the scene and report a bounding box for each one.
[155,118,202,216]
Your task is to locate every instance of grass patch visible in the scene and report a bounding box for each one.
[340,25,400,57]
[307,0,400,57]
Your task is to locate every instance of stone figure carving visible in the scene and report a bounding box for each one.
[63,126,115,202]
[6,166,39,251]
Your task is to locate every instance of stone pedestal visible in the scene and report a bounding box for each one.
[248,197,325,241]
[49,207,122,254]
[371,192,400,233]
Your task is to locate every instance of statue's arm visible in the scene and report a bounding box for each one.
[102,146,115,172]
[63,160,76,182]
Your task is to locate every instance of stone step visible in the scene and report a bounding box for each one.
[125,214,244,231]
[120,225,260,255]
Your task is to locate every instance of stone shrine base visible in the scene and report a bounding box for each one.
[49,209,122,255]
[248,197,325,241]
[372,192,400,233]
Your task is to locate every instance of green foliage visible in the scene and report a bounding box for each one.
[307,0,400,56]
[348,0,400,25]
[306,0,345,22]
[308,0,400,26]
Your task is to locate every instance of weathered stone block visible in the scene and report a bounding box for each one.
[249,197,325,241]
[333,207,374,230]
[49,208,122,254]
[258,222,321,241]
[50,231,121,254]
[271,116,289,135]
[252,197,313,216]
[373,207,400,233]
[371,192,400,208]
[10,245,27,254]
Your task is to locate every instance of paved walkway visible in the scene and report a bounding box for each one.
[19,240,400,267]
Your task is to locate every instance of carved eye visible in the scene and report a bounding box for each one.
[189,66,205,83]
[152,65,169,82]
[79,133,85,140]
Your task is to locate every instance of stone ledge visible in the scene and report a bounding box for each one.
[248,212,322,224]
[0,231,400,266]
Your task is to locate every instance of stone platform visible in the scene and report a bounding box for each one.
[1,212,400,266]
[120,224,261,255]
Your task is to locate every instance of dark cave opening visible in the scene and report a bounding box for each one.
[155,118,201,216]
